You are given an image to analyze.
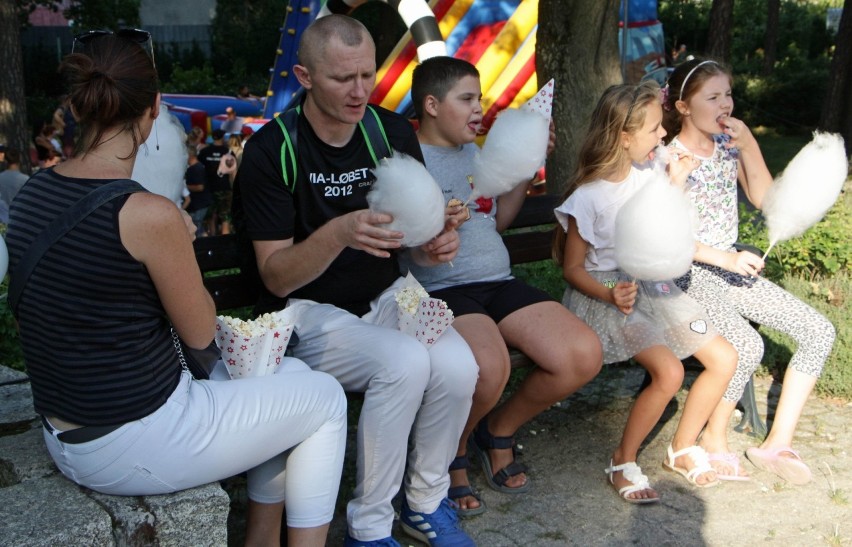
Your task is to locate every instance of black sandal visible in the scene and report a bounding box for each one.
[470,419,530,493]
[447,455,487,517]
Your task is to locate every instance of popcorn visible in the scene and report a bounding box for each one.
[215,310,295,379]
[395,286,429,316]
[394,273,454,348]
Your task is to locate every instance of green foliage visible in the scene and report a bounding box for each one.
[738,182,851,280]
[759,272,852,400]
[660,0,839,132]
[63,0,141,31]
[658,0,711,57]
[209,0,288,84]
[0,271,25,372]
[512,258,564,302]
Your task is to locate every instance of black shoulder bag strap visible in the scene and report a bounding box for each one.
[8,179,144,315]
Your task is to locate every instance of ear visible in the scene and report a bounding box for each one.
[675,99,688,116]
[620,130,632,150]
[423,94,440,118]
[152,92,161,119]
[293,64,312,90]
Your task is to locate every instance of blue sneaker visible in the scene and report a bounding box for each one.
[400,498,476,546]
[343,533,400,547]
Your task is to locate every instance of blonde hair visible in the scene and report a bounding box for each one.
[552,81,662,264]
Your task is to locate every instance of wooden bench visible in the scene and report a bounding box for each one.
[194,193,767,437]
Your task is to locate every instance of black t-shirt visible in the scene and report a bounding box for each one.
[233,104,423,316]
[197,144,231,193]
[185,161,212,211]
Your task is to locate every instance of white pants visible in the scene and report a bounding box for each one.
[43,359,347,528]
[287,277,478,541]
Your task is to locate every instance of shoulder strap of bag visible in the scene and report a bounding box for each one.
[8,179,144,315]
[275,104,392,191]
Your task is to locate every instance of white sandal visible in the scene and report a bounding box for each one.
[662,445,719,488]
[605,460,660,504]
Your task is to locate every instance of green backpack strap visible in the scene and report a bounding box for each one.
[274,107,300,191]
[275,104,391,191]
[359,105,392,164]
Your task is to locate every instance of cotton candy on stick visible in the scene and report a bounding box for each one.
[367,153,446,247]
[760,131,847,259]
[615,173,696,282]
[467,108,550,203]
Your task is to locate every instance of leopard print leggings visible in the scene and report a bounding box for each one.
[676,263,835,402]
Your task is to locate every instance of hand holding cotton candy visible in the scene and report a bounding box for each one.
[367,154,446,247]
[760,132,847,257]
[615,174,696,281]
[468,108,550,201]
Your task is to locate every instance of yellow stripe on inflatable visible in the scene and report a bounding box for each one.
[480,28,536,114]
[475,0,538,94]
[378,0,475,111]
[509,71,539,109]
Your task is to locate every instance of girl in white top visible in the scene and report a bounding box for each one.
[554,82,738,502]
[662,58,835,484]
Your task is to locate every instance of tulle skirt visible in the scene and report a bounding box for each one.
[563,270,717,365]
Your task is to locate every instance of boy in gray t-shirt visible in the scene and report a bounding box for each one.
[404,57,602,517]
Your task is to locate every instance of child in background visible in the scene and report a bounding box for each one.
[404,57,603,516]
[662,58,836,484]
[554,81,738,501]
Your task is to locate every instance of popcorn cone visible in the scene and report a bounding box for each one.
[215,314,295,379]
[522,78,555,120]
[394,273,454,348]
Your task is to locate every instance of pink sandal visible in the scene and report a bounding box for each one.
[707,452,750,481]
[746,446,811,485]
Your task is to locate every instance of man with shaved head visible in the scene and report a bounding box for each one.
[233,15,477,547]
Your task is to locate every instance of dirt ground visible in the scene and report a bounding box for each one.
[327,367,852,546]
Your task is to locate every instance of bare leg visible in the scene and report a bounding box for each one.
[287,524,331,547]
[669,335,737,485]
[762,368,816,450]
[615,345,685,500]
[245,500,284,547]
[448,314,511,512]
[699,399,749,478]
[488,302,602,487]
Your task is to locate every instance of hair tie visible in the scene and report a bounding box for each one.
[679,60,717,101]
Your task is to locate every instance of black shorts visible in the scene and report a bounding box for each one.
[430,279,554,324]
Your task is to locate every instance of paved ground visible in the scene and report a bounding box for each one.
[322,367,852,546]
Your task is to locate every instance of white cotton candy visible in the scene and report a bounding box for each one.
[131,105,188,205]
[762,131,847,247]
[469,108,550,201]
[367,154,446,247]
[615,174,696,281]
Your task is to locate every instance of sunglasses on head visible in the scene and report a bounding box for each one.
[72,28,155,68]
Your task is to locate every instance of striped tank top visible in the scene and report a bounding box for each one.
[5,169,181,425]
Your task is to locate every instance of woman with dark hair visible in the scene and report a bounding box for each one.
[5,31,346,546]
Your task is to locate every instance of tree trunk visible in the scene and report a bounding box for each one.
[537,0,621,195]
[820,0,852,155]
[0,0,31,172]
[762,0,780,76]
[706,0,734,60]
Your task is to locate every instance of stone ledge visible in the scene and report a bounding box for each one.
[0,366,230,546]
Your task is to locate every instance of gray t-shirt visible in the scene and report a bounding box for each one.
[401,142,512,291]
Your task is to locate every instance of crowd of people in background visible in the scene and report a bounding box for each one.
[1,104,251,236]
